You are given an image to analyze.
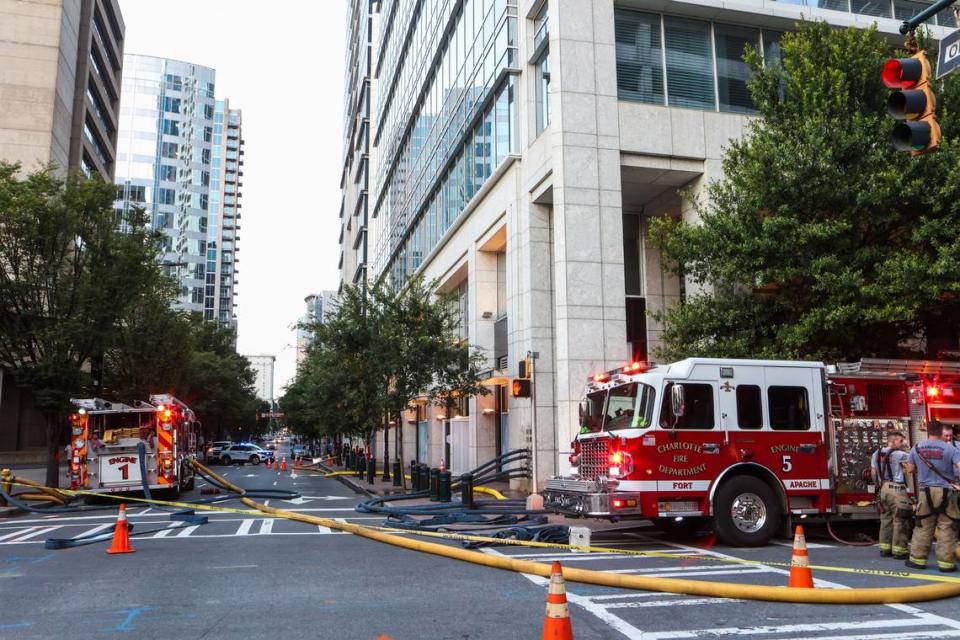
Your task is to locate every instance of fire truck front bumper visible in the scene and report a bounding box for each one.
[543,478,643,518]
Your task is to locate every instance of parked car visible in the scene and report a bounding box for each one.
[292,444,312,459]
[206,441,232,463]
[220,443,273,465]
[265,442,277,450]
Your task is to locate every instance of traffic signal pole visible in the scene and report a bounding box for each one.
[900,0,956,34]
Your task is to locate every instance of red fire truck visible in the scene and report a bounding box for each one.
[68,394,200,497]
[543,358,960,546]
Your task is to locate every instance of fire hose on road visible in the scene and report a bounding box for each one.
[184,458,960,605]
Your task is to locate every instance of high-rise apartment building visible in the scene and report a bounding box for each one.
[208,100,243,328]
[246,355,276,404]
[295,291,338,365]
[0,0,124,179]
[340,0,954,485]
[114,55,243,323]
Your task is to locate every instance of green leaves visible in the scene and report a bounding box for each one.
[651,21,960,362]
[282,277,489,439]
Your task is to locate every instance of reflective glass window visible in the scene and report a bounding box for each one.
[664,17,715,110]
[615,11,664,104]
[715,24,759,114]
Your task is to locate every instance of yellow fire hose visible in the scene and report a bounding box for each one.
[186,460,960,604]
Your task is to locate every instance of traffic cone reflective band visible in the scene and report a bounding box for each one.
[280,457,287,472]
[542,561,573,640]
[106,504,135,554]
[788,525,814,588]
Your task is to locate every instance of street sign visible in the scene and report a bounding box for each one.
[938,29,960,79]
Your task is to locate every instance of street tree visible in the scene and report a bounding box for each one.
[649,22,960,362]
[0,163,165,486]
[284,277,489,477]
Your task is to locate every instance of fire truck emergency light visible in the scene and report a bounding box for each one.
[593,372,610,383]
[622,361,647,373]
[927,385,942,398]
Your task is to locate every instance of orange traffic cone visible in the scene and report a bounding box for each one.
[280,457,287,472]
[266,458,272,469]
[542,561,573,639]
[106,504,135,554]
[787,525,814,588]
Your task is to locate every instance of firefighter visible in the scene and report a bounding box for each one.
[871,431,910,559]
[904,420,960,572]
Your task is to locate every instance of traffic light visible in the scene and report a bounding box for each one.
[882,51,940,154]
[511,379,531,398]
[518,358,532,379]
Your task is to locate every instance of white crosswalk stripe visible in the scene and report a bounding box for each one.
[481,541,960,640]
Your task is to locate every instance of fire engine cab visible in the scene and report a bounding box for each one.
[68,394,199,497]
[543,358,960,546]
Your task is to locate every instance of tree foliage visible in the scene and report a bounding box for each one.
[282,277,488,445]
[650,22,960,362]
[0,163,164,484]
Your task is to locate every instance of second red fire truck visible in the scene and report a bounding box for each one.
[68,394,200,498]
[543,358,960,546]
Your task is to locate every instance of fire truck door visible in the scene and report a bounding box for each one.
[762,367,830,500]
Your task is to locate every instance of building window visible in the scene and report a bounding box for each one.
[157,188,175,205]
[163,97,181,113]
[202,149,211,164]
[664,17,715,111]
[160,142,178,159]
[204,126,212,143]
[204,104,214,119]
[616,11,664,105]
[533,4,551,137]
[162,119,180,136]
[164,74,182,91]
[534,51,551,136]
[851,0,891,17]
[715,25,760,114]
[159,165,177,181]
[192,287,204,304]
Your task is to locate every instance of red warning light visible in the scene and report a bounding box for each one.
[593,372,610,383]
[927,385,942,399]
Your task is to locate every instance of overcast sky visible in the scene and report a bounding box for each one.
[119,0,347,394]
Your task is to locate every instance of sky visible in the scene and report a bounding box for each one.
[118,0,347,395]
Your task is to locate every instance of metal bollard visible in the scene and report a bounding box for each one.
[415,464,425,491]
[459,472,474,509]
[356,455,365,478]
[429,468,440,501]
[366,457,376,484]
[381,456,391,482]
[392,461,402,486]
[438,470,452,503]
[409,460,417,490]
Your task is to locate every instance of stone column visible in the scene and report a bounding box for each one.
[548,0,627,476]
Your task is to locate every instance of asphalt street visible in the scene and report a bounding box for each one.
[3,447,960,639]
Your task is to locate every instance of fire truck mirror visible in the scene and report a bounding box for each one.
[578,400,588,424]
[671,384,686,418]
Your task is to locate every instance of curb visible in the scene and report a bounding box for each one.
[316,462,377,498]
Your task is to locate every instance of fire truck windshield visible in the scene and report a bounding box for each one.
[580,383,657,433]
[604,382,656,431]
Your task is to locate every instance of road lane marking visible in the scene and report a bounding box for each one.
[0,528,33,542]
[152,522,181,538]
[258,519,274,535]
[175,525,200,537]
[76,523,112,538]
[236,519,255,536]
[6,527,59,543]
[604,598,739,608]
[210,565,258,570]
[643,617,950,639]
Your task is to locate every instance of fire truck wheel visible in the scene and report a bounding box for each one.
[713,476,781,547]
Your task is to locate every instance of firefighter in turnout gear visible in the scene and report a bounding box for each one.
[871,431,911,559]
[904,420,960,572]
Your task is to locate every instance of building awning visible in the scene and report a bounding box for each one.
[480,376,512,387]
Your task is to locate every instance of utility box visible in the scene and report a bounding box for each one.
[569,526,591,552]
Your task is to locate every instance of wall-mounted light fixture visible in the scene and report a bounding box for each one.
[481,408,496,416]
[481,311,494,319]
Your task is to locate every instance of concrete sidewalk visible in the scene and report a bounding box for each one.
[0,464,69,517]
